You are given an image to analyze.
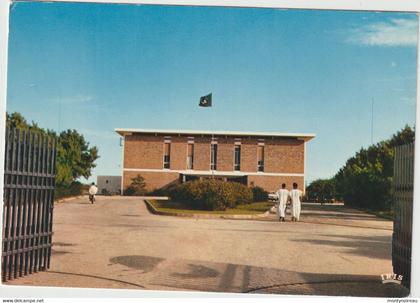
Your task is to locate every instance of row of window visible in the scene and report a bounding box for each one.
[163,142,265,172]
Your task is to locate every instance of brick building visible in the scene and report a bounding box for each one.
[115,129,315,194]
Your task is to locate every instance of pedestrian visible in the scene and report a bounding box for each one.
[276,183,289,222]
[290,182,303,222]
[89,182,98,204]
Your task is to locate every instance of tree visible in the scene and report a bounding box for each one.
[306,179,336,202]
[6,112,28,129]
[388,124,415,147]
[334,125,414,211]
[56,130,99,186]
[6,112,46,133]
[6,112,99,187]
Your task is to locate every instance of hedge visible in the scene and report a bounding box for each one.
[168,179,254,211]
[251,186,269,202]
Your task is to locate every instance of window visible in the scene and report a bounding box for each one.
[211,143,217,170]
[187,143,194,169]
[257,145,264,172]
[234,145,241,171]
[163,142,171,169]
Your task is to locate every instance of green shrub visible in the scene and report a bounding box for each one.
[124,174,147,196]
[55,181,83,200]
[227,182,253,205]
[168,179,253,211]
[251,186,268,202]
[101,188,111,195]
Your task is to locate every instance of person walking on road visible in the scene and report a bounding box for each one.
[290,182,303,222]
[276,183,290,222]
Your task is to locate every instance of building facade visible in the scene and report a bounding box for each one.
[115,129,315,193]
[97,175,122,195]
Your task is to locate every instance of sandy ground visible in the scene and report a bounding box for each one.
[4,196,408,297]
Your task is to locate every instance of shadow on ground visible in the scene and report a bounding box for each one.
[109,255,408,297]
[300,204,389,221]
[291,234,391,260]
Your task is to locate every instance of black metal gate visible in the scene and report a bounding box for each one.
[2,127,57,282]
[392,142,414,289]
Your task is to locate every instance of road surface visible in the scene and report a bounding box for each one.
[5,196,408,297]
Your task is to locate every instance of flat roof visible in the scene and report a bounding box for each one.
[115,128,315,141]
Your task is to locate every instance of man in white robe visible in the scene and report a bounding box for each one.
[276,183,289,222]
[89,182,98,204]
[290,182,303,221]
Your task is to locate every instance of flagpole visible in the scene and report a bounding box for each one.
[199,93,215,179]
[371,98,374,145]
[211,94,214,179]
[211,100,214,179]
[212,131,214,179]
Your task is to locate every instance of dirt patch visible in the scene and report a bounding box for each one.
[110,255,164,273]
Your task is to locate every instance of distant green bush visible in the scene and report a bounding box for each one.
[251,186,268,202]
[306,179,336,203]
[168,179,253,211]
[55,181,84,200]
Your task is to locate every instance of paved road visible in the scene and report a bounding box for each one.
[6,196,408,297]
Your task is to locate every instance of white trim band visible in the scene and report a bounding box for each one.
[123,168,304,177]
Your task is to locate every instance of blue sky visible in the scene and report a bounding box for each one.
[6,2,418,184]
